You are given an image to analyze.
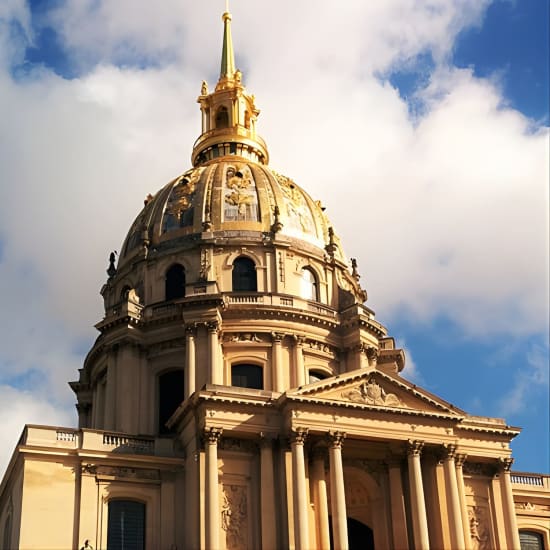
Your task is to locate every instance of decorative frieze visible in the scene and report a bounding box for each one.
[462,462,497,477]
[81,464,160,481]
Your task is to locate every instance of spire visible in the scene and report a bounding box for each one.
[191,6,269,167]
[220,9,236,80]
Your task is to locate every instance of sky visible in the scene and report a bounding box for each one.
[0,0,548,476]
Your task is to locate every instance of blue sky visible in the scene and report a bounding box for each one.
[0,0,548,476]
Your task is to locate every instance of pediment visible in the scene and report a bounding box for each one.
[288,368,464,417]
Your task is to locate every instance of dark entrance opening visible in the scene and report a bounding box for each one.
[329,516,375,550]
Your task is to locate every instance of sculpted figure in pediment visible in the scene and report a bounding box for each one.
[342,377,405,407]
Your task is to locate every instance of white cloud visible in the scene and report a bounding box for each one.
[0,385,74,476]
[0,0,547,470]
[497,343,550,417]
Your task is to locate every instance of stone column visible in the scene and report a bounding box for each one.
[272,332,285,392]
[205,427,223,550]
[329,431,348,550]
[291,428,309,550]
[292,335,306,387]
[442,445,466,549]
[311,448,330,550]
[185,325,197,399]
[207,321,221,385]
[260,436,277,550]
[407,440,430,550]
[455,454,471,550]
[499,458,521,549]
[387,457,409,549]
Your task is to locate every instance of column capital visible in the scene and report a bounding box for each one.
[328,431,346,449]
[407,439,424,456]
[292,334,306,346]
[455,453,467,468]
[204,426,223,445]
[441,443,457,460]
[206,320,220,333]
[271,331,286,343]
[498,457,514,472]
[290,427,308,445]
[185,323,198,336]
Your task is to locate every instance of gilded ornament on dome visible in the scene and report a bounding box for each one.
[274,172,316,235]
[162,168,203,232]
[223,164,259,221]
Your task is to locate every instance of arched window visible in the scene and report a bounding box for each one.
[309,369,329,384]
[107,500,145,550]
[165,264,185,300]
[158,370,185,435]
[231,364,263,389]
[232,257,257,292]
[300,267,318,301]
[520,531,545,550]
[215,106,229,129]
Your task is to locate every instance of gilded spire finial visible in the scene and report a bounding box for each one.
[220,2,236,80]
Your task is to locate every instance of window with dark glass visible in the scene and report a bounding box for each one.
[520,531,545,550]
[309,369,329,384]
[158,370,185,435]
[107,500,145,550]
[165,264,185,300]
[232,257,257,292]
[301,267,318,301]
[231,364,263,389]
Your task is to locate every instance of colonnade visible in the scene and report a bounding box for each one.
[200,430,521,550]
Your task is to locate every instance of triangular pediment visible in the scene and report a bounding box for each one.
[287,368,465,417]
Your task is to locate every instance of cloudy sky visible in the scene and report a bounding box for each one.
[0,0,548,475]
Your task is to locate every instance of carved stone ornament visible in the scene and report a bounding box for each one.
[221,484,248,549]
[204,427,223,445]
[407,440,424,456]
[468,506,491,550]
[219,438,257,453]
[227,332,262,343]
[290,427,308,445]
[462,462,497,477]
[328,431,346,449]
[342,376,405,408]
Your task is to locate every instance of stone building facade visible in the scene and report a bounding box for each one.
[1,9,548,550]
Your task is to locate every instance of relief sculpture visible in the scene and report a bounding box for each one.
[342,377,405,407]
[221,485,248,549]
[274,172,315,235]
[224,164,259,221]
[163,168,203,231]
[468,506,491,550]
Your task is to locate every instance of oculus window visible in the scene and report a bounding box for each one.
[107,500,145,550]
[232,257,257,292]
[231,364,263,389]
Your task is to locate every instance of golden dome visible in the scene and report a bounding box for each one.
[118,160,345,269]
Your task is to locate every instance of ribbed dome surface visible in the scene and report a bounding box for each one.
[119,159,344,268]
